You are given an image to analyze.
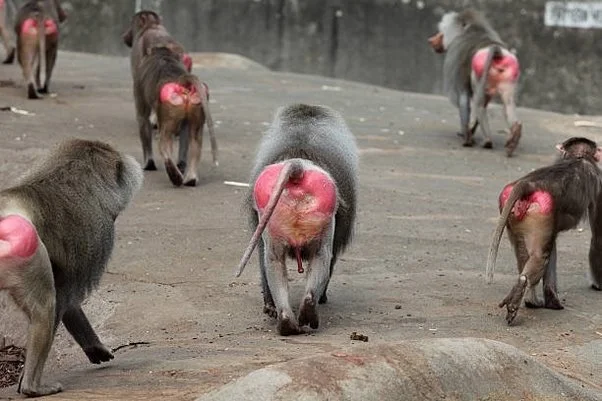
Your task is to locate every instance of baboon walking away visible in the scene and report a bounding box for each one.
[429,9,522,156]
[236,104,358,336]
[486,137,602,325]
[14,0,66,99]
[123,10,217,186]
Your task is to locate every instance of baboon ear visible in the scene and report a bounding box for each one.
[555,143,564,153]
[122,28,133,47]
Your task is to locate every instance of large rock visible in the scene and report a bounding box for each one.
[197,338,602,401]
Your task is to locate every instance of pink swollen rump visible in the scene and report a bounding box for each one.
[20,18,58,36]
[0,215,38,259]
[44,19,58,35]
[254,163,337,247]
[160,83,201,106]
[254,163,336,214]
[499,185,553,220]
[471,48,520,96]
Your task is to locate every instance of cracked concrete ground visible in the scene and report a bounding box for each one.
[0,51,600,400]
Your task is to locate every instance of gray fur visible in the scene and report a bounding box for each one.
[247,104,358,264]
[0,139,143,396]
[244,104,358,335]
[441,9,504,107]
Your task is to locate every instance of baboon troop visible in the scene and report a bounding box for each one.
[0,3,599,398]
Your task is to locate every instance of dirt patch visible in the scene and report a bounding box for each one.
[0,344,25,388]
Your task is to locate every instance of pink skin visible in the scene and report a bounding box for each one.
[0,0,4,7]
[159,83,201,106]
[499,185,554,221]
[472,49,519,96]
[21,18,58,37]
[0,215,38,261]
[182,53,192,72]
[254,163,337,273]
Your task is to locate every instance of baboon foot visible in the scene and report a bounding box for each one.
[524,299,544,309]
[38,84,49,94]
[543,287,564,310]
[298,293,319,329]
[482,140,493,149]
[27,83,41,99]
[84,344,114,364]
[165,160,183,186]
[499,277,527,325]
[277,314,304,336]
[19,380,63,397]
[524,288,543,309]
[2,47,15,64]
[144,159,157,171]
[184,178,197,187]
[505,122,522,157]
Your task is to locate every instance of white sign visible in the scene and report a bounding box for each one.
[545,1,602,28]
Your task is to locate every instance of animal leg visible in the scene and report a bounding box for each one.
[62,306,114,364]
[264,235,301,336]
[158,116,183,186]
[499,82,522,156]
[458,92,474,147]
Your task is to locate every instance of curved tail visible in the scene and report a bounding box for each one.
[36,10,46,90]
[486,181,529,284]
[200,83,218,166]
[235,160,304,277]
[473,44,502,108]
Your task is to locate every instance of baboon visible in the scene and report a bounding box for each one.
[429,9,522,156]
[486,137,602,325]
[14,0,66,98]
[237,104,358,335]
[0,139,143,397]
[122,10,190,76]
[133,46,217,186]
[0,0,16,63]
[123,10,216,186]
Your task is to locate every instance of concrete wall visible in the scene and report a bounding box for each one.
[51,0,602,114]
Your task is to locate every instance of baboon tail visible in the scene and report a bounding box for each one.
[235,160,304,277]
[36,10,45,89]
[473,44,501,108]
[486,181,529,284]
[200,88,219,166]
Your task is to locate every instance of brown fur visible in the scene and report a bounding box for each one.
[14,0,66,99]
[128,43,217,186]
[486,137,602,325]
[122,10,187,76]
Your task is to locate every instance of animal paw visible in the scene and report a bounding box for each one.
[298,294,319,329]
[19,380,63,396]
[84,344,115,364]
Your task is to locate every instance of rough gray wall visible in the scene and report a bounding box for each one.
[50,0,602,114]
